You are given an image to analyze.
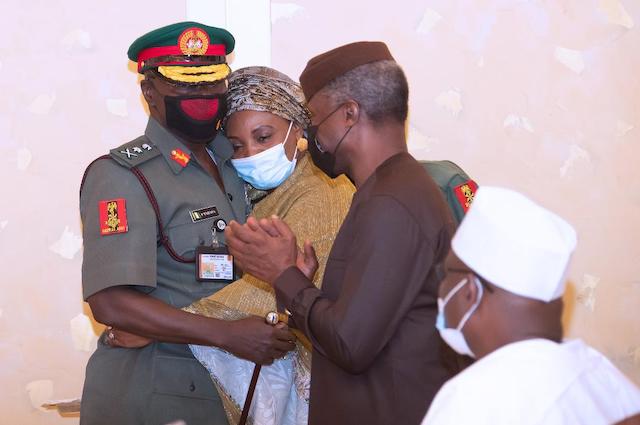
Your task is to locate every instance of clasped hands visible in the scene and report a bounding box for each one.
[226,215,319,284]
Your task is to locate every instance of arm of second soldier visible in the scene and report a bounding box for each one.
[80,159,293,364]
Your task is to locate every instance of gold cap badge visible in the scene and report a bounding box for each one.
[179,28,210,56]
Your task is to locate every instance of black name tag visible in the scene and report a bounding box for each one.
[190,206,219,223]
[195,245,234,283]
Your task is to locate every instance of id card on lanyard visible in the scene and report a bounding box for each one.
[195,218,235,283]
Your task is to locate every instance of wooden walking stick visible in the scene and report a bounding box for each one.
[238,311,280,425]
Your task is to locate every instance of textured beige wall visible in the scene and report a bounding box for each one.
[0,1,181,423]
[0,0,638,423]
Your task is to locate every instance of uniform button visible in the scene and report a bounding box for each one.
[227,193,233,201]
[213,219,227,232]
[189,382,196,392]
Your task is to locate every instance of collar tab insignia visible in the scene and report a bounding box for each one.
[171,148,191,167]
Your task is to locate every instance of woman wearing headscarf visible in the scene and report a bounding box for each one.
[106,66,353,423]
[184,67,354,424]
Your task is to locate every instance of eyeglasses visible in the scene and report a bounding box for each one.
[306,104,346,153]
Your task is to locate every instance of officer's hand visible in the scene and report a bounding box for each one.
[222,316,296,365]
[105,326,154,348]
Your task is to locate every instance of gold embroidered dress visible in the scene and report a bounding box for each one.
[187,153,353,424]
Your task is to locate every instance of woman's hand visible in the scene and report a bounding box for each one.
[105,326,154,348]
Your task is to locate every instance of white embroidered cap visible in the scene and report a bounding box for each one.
[451,186,577,302]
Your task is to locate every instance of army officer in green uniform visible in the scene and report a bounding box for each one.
[79,22,295,425]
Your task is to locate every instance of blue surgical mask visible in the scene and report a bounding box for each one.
[436,276,483,358]
[230,121,296,190]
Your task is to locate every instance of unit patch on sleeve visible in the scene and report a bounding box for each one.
[99,198,129,236]
[454,180,479,213]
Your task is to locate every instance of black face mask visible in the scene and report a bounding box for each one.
[164,94,226,143]
[306,104,353,179]
[307,126,338,178]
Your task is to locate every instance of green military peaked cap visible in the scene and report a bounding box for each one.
[128,21,235,74]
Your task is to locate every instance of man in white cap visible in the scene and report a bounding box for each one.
[422,186,640,425]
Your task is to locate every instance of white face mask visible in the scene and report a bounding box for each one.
[230,121,296,190]
[436,276,483,358]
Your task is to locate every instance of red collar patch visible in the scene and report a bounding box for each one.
[171,148,191,167]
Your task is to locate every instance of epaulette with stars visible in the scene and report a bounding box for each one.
[109,136,161,169]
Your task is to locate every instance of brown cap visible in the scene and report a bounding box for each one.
[299,41,395,101]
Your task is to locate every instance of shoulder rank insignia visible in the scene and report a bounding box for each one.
[99,198,128,236]
[454,180,479,213]
[171,148,190,167]
[110,137,160,169]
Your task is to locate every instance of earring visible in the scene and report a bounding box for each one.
[296,137,308,152]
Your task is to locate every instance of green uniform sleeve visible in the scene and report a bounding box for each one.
[80,158,157,300]
[419,160,477,226]
[445,173,472,225]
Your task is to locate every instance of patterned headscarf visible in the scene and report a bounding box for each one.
[224,66,312,129]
